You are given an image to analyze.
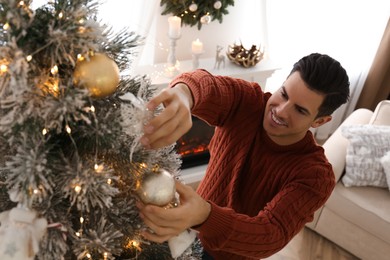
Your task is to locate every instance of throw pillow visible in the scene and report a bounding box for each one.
[341,124,390,188]
[381,151,390,190]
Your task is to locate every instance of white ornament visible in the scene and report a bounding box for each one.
[136,169,176,206]
[189,3,198,12]
[214,1,222,10]
[136,169,197,258]
[200,14,211,24]
[0,207,48,260]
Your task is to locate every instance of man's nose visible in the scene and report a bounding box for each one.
[275,102,290,118]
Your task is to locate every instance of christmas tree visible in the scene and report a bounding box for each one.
[0,0,199,259]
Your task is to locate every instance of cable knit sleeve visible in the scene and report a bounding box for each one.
[195,163,335,259]
[169,69,263,127]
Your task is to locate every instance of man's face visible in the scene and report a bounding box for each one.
[263,71,331,145]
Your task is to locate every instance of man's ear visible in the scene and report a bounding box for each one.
[311,115,332,128]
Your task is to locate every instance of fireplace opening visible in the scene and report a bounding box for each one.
[176,116,215,169]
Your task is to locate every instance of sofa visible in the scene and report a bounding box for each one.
[306,100,390,260]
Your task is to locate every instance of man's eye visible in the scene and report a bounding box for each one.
[297,108,306,115]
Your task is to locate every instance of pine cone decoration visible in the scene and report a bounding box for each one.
[227,43,264,68]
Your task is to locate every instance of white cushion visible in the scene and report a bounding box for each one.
[341,125,390,188]
[381,151,390,190]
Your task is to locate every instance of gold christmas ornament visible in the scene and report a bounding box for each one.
[136,169,175,206]
[73,53,120,98]
[227,43,265,68]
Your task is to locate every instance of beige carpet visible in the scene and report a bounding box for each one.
[265,227,359,260]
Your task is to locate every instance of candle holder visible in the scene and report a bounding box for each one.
[165,35,181,77]
[192,51,204,70]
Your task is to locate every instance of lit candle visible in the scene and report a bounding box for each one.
[191,39,203,54]
[168,16,181,38]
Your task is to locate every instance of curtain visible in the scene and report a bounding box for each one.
[98,0,160,67]
[356,18,390,111]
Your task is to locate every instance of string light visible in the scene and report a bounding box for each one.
[3,23,10,30]
[80,216,84,224]
[42,128,48,135]
[103,252,108,260]
[126,239,142,251]
[18,1,25,7]
[74,185,82,193]
[86,253,91,258]
[51,65,58,75]
[78,26,86,34]
[94,164,104,173]
[90,105,95,113]
[107,178,112,185]
[77,54,84,62]
[0,64,7,73]
[75,231,81,237]
[58,11,64,19]
[26,55,32,62]
[65,125,71,134]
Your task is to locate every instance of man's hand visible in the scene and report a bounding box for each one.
[136,181,211,243]
[140,83,193,149]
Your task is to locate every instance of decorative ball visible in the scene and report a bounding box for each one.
[200,14,211,24]
[136,169,175,206]
[214,1,222,9]
[73,53,120,98]
[189,3,198,12]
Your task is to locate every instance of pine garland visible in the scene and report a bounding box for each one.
[160,0,235,30]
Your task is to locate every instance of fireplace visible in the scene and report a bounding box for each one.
[176,116,215,169]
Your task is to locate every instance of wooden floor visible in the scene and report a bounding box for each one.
[265,227,359,260]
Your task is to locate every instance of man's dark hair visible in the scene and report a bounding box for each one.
[290,53,350,118]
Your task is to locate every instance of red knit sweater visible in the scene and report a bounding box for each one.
[170,69,335,260]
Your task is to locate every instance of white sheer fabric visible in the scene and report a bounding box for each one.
[99,0,159,66]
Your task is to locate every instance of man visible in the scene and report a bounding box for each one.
[137,53,350,259]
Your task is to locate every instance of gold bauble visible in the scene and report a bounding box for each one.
[73,53,120,98]
[136,169,175,206]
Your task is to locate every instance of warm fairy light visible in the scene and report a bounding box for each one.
[86,253,91,258]
[80,217,84,224]
[103,252,108,260]
[26,55,32,62]
[33,189,39,194]
[78,26,86,34]
[75,231,81,237]
[58,12,64,19]
[42,128,48,135]
[3,23,10,30]
[107,178,112,185]
[94,164,103,173]
[65,125,71,134]
[74,185,82,193]
[77,54,84,62]
[139,162,147,169]
[90,105,95,113]
[0,64,7,73]
[126,239,141,251]
[78,18,85,24]
[18,1,25,6]
[51,65,58,75]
